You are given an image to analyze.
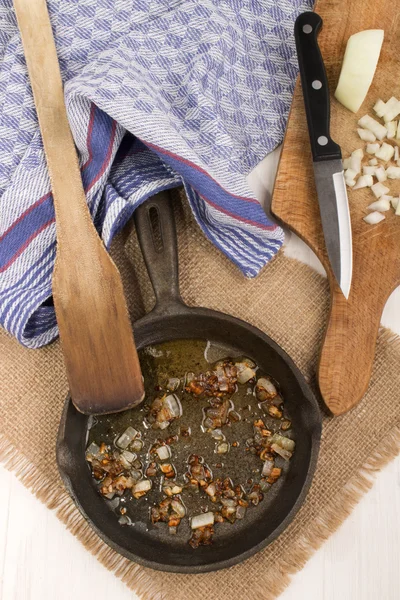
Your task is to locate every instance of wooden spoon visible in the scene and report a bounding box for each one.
[13,0,145,414]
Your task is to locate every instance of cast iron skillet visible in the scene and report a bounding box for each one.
[57,190,321,573]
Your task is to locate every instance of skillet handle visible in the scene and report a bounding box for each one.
[134,190,185,314]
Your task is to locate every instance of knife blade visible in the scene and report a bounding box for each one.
[294,12,353,299]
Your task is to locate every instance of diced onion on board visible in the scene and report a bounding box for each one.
[363,211,385,224]
[350,148,363,173]
[382,96,400,122]
[362,166,376,176]
[375,142,395,161]
[371,182,390,198]
[353,174,373,189]
[358,115,387,140]
[357,128,376,142]
[366,143,380,155]
[368,198,391,212]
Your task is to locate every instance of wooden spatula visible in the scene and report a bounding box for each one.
[13,0,145,414]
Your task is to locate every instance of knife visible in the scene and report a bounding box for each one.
[294,12,352,299]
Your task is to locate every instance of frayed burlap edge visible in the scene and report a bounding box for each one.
[1,419,399,600]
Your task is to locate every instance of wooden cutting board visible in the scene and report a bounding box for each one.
[272,0,400,415]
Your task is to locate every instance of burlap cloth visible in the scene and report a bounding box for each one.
[1,190,399,600]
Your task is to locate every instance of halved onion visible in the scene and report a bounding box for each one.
[334,30,384,113]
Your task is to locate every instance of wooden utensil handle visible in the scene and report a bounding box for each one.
[318,284,386,415]
[13,0,97,251]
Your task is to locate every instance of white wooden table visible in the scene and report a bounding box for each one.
[1,150,399,600]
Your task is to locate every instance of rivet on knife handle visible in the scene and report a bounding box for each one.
[294,12,342,162]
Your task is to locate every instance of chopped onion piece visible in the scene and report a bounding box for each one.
[205,483,216,497]
[390,196,399,210]
[386,166,400,179]
[375,142,395,162]
[236,505,247,520]
[357,128,376,142]
[344,168,357,187]
[166,377,180,392]
[191,511,214,529]
[211,428,225,440]
[171,499,186,518]
[382,96,400,122]
[120,450,137,469]
[397,121,400,140]
[217,441,229,454]
[369,158,378,166]
[255,377,278,400]
[363,211,385,224]
[132,479,152,494]
[362,166,376,176]
[262,459,274,477]
[349,148,363,173]
[86,442,101,460]
[371,182,390,198]
[395,147,399,161]
[397,160,400,167]
[271,444,293,461]
[164,394,182,419]
[368,198,391,212]
[129,469,142,483]
[353,174,373,189]
[396,199,400,216]
[116,427,138,449]
[169,526,177,535]
[358,115,387,140]
[131,439,143,453]
[366,143,380,155]
[156,445,171,461]
[269,433,295,452]
[375,166,387,182]
[373,98,387,118]
[386,121,397,139]
[235,362,256,384]
[342,157,351,169]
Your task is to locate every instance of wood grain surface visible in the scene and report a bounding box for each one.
[13,0,144,414]
[272,1,400,415]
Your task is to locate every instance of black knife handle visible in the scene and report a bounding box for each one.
[294,12,341,162]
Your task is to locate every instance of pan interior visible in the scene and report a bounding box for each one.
[86,339,295,549]
[58,311,320,572]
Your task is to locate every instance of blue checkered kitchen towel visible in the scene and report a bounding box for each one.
[0,0,312,349]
